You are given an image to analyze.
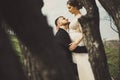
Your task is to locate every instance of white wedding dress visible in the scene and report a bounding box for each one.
[69,14,95,80]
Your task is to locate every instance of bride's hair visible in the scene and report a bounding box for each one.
[67,0,83,10]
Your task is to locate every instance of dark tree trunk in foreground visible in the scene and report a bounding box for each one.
[98,0,120,80]
[78,0,112,80]
[0,0,77,80]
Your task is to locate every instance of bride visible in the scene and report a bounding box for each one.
[67,0,95,80]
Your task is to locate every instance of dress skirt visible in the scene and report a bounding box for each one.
[72,53,95,80]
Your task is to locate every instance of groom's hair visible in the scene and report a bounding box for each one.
[55,16,64,26]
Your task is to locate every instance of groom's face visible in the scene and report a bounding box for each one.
[58,17,70,26]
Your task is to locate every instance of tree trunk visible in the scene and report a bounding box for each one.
[0,0,77,80]
[78,0,112,80]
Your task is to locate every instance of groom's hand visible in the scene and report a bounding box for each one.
[69,42,78,51]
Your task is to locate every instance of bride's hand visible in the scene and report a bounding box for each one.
[69,42,78,51]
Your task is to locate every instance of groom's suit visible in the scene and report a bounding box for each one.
[55,28,87,76]
[55,28,73,62]
[55,28,87,62]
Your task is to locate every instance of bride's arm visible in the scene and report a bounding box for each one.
[74,33,83,45]
[69,36,83,51]
[74,23,84,45]
[69,23,84,51]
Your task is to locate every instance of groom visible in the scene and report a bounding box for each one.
[55,16,87,61]
[55,16,76,62]
[54,16,87,78]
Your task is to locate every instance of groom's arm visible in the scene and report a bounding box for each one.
[72,46,88,53]
[69,42,88,53]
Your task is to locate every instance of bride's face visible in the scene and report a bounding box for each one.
[67,4,78,14]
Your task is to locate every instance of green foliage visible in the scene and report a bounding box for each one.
[105,44,119,79]
[9,34,23,63]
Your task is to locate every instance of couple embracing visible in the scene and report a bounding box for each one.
[55,0,95,80]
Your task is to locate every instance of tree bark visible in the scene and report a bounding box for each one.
[0,0,77,80]
[78,0,112,80]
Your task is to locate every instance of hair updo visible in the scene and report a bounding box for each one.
[67,0,83,9]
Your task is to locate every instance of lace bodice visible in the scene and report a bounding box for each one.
[69,14,85,46]
[69,14,82,33]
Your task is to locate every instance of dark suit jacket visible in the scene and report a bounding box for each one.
[55,28,88,63]
[55,28,88,76]
[55,28,73,62]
